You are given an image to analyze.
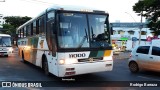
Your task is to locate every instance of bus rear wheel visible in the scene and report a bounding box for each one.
[22,52,26,63]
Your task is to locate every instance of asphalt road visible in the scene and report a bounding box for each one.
[0,50,160,90]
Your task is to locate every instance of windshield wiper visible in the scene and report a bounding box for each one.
[2,41,8,47]
[77,28,88,48]
[91,26,97,42]
[91,26,94,40]
[77,36,87,48]
[85,28,88,42]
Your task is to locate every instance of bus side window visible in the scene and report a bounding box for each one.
[18,42,20,45]
[18,30,21,38]
[33,21,36,35]
[39,15,45,35]
[31,23,33,36]
[46,11,56,56]
[22,28,24,38]
[24,27,27,37]
[20,29,22,38]
[36,19,39,34]
[27,25,31,36]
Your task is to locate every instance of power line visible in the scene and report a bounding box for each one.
[27,0,52,4]
[125,12,137,22]
[18,0,53,5]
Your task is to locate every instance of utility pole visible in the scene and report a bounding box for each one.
[138,0,144,45]
[138,11,143,45]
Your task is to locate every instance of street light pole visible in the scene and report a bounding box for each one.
[138,11,143,45]
[138,0,143,45]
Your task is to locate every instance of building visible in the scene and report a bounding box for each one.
[111,22,154,51]
[0,14,5,28]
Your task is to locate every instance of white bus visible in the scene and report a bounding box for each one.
[17,5,113,77]
[0,34,13,57]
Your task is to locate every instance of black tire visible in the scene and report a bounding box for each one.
[129,62,139,73]
[22,52,26,63]
[43,57,50,76]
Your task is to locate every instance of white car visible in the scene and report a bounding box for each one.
[128,45,160,73]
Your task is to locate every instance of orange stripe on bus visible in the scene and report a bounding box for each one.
[104,50,111,56]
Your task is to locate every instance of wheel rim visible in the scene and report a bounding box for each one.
[130,63,138,72]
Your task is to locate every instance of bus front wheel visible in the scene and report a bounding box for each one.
[42,57,50,76]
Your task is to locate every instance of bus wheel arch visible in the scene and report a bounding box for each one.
[42,54,50,76]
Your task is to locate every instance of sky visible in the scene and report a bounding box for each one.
[0,0,145,22]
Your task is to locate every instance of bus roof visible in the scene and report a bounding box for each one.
[0,34,11,37]
[46,4,106,12]
[17,4,108,31]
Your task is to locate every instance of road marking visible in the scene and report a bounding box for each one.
[138,76,160,81]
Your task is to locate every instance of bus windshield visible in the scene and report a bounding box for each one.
[58,12,110,49]
[0,37,12,47]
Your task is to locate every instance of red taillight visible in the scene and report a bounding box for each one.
[130,54,132,57]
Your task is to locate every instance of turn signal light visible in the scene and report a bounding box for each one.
[130,54,132,57]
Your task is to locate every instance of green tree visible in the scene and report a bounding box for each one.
[2,16,31,44]
[1,24,14,34]
[133,0,160,35]
[2,16,31,35]
[4,16,31,28]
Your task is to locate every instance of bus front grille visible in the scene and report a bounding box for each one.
[78,57,103,62]
[0,52,7,53]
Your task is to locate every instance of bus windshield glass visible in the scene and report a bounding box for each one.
[0,37,12,47]
[58,12,110,49]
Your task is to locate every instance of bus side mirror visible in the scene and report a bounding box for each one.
[110,23,113,35]
[51,22,56,34]
[52,34,57,57]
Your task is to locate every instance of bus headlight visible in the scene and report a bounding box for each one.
[59,59,77,65]
[59,59,65,65]
[8,48,13,52]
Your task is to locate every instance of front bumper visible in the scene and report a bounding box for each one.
[58,60,113,77]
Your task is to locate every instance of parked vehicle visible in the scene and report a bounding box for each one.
[128,45,160,73]
[0,34,13,57]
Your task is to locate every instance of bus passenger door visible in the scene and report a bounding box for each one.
[46,11,58,75]
[46,11,57,56]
